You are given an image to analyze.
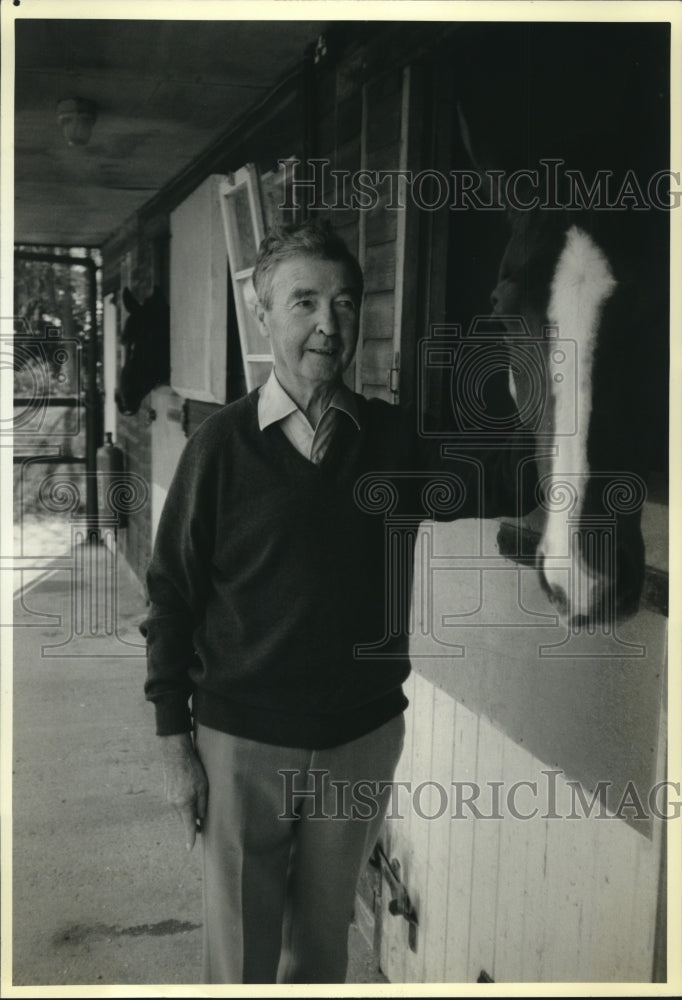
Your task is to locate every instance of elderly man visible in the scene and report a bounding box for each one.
[142,219,535,984]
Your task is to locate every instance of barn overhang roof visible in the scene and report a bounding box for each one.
[13,17,327,247]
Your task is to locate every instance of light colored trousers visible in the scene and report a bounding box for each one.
[194,714,405,984]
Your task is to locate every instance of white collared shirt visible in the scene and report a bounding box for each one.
[258,369,360,465]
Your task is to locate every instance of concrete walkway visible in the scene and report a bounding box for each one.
[10,538,386,989]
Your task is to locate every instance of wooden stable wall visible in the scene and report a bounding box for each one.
[101,217,156,586]
[377,518,667,983]
[383,671,664,982]
[314,43,425,404]
[316,62,409,402]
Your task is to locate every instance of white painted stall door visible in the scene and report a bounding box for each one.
[150,386,188,546]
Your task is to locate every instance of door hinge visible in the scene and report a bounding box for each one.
[370,841,418,952]
[389,351,401,397]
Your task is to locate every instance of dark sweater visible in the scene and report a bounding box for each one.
[142,389,536,748]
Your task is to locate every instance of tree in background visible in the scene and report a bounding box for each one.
[13,247,102,522]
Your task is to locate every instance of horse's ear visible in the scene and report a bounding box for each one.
[122,287,140,314]
[457,103,478,170]
[456,101,497,208]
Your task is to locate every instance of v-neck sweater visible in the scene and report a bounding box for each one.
[142,388,536,748]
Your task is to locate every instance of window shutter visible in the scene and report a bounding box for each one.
[169,174,229,403]
[218,165,272,392]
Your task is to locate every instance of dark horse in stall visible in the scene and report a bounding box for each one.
[454,22,669,626]
[115,287,170,416]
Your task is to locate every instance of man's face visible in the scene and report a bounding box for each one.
[256,254,361,399]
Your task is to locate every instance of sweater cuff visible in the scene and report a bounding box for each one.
[153,694,193,736]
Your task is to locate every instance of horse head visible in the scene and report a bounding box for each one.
[116,286,170,416]
[491,206,654,626]
[455,26,667,627]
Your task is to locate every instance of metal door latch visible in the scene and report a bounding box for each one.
[370,842,418,951]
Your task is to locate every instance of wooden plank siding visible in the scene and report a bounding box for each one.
[106,239,154,586]
[380,673,662,983]
[363,243,397,294]
[375,508,666,983]
[379,672,664,983]
[355,68,409,402]
[423,686,456,981]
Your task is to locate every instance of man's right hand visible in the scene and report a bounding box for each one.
[160,733,208,851]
